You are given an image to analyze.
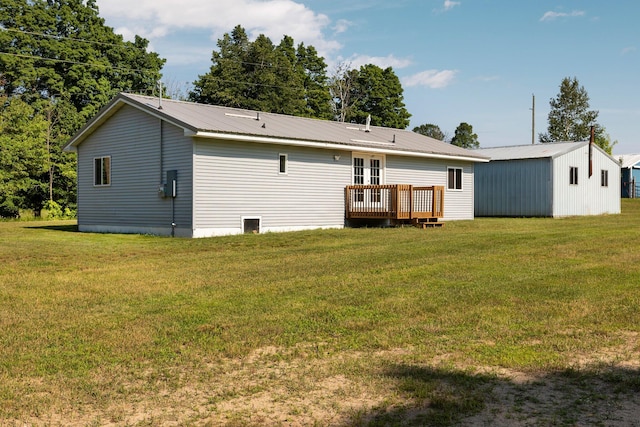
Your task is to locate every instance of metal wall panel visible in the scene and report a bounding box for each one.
[474,158,552,217]
[552,144,620,217]
[475,144,620,218]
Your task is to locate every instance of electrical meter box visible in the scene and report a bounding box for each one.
[165,170,177,198]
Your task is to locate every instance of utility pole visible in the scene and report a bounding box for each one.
[531,94,535,144]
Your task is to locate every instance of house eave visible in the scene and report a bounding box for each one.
[189,130,490,163]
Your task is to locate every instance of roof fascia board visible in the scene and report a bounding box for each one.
[189,130,489,163]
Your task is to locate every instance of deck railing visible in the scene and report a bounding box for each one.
[345,184,444,220]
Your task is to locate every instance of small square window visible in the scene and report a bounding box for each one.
[279,154,287,174]
[447,167,463,190]
[94,156,111,186]
[243,217,261,234]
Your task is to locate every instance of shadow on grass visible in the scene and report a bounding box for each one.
[344,363,640,427]
[27,224,79,233]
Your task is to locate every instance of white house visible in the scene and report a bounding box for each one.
[474,142,620,218]
[64,93,489,237]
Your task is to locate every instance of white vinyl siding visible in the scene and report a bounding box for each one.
[386,156,474,221]
[77,105,193,236]
[193,139,350,236]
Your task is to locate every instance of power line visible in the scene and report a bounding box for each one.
[1,27,319,72]
[0,51,154,75]
[0,27,148,51]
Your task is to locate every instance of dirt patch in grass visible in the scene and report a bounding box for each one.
[7,333,640,426]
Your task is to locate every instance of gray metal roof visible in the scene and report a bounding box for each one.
[474,141,592,161]
[65,93,489,162]
[618,154,640,169]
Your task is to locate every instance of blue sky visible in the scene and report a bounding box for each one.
[95,0,640,154]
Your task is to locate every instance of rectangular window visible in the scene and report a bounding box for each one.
[570,166,578,185]
[94,156,111,186]
[447,167,463,190]
[601,170,608,187]
[279,154,287,174]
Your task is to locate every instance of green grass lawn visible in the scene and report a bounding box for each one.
[2,201,640,426]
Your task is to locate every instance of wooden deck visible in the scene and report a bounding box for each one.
[345,184,444,225]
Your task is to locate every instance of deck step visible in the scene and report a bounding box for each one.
[412,218,444,229]
[418,222,444,228]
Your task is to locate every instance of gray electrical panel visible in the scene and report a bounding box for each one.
[165,170,177,198]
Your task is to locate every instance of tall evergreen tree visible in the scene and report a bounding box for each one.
[540,77,599,143]
[296,43,333,119]
[451,122,479,149]
[190,25,250,108]
[345,64,411,129]
[0,0,165,216]
[190,25,331,118]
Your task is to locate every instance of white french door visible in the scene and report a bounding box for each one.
[352,154,384,205]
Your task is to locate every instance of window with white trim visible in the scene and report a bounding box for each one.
[94,156,111,186]
[447,167,463,190]
[601,169,608,187]
[570,166,578,185]
[279,153,288,174]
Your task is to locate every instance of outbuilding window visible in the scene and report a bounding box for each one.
[447,167,463,191]
[570,166,578,185]
[601,170,609,187]
[94,156,111,186]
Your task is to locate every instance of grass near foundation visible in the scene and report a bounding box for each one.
[2,201,640,425]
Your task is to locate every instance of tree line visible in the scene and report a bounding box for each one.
[1,0,163,217]
[0,1,615,218]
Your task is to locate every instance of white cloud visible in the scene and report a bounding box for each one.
[473,75,500,82]
[622,46,636,55]
[96,0,342,56]
[540,10,585,22]
[443,0,461,11]
[344,54,413,70]
[333,19,352,34]
[402,69,458,89]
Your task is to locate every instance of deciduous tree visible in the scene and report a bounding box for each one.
[413,123,446,141]
[540,77,599,143]
[0,0,164,215]
[0,97,48,217]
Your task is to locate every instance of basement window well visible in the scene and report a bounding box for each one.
[242,217,261,234]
